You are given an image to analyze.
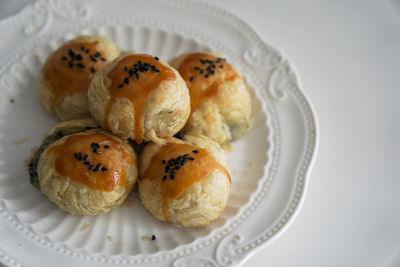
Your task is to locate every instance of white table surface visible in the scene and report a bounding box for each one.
[1,1,399,266]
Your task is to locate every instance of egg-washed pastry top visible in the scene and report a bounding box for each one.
[142,141,230,221]
[42,40,112,111]
[176,53,239,113]
[28,119,134,192]
[103,54,176,143]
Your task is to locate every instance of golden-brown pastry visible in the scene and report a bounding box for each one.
[169,52,252,145]
[88,53,190,143]
[28,119,138,215]
[138,135,230,227]
[38,35,120,121]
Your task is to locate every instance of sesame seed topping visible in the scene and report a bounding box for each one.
[80,46,85,51]
[68,61,74,68]
[192,150,198,153]
[100,57,106,61]
[154,56,159,60]
[85,48,90,54]
[118,83,124,88]
[77,63,85,68]
[94,52,101,57]
[104,145,110,149]
[61,56,67,61]
[68,49,75,57]
[151,235,156,240]
[90,55,97,62]
[101,167,108,171]
[76,54,82,61]
[91,67,95,73]
[189,76,194,82]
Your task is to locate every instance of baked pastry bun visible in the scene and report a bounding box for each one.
[28,119,138,215]
[139,135,230,227]
[169,52,252,145]
[88,53,190,143]
[38,35,120,121]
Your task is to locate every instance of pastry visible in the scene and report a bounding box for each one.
[139,135,230,227]
[169,52,252,144]
[88,53,190,143]
[38,35,120,121]
[28,119,138,215]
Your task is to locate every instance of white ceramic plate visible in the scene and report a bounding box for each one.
[0,0,318,266]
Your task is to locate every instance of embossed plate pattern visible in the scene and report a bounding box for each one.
[0,0,318,266]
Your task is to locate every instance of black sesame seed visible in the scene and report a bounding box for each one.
[219,65,223,68]
[192,150,198,153]
[118,83,124,88]
[83,154,88,160]
[68,49,75,57]
[124,77,130,84]
[151,235,156,240]
[189,157,195,161]
[77,63,85,68]
[162,176,167,182]
[93,163,102,172]
[85,48,90,53]
[94,52,101,57]
[162,160,165,164]
[205,74,209,78]
[194,67,200,70]
[62,56,67,61]
[91,67,95,73]
[84,161,90,166]
[135,73,139,79]
[104,145,110,149]
[91,143,96,148]
[81,46,85,51]
[76,54,82,61]
[154,69,160,73]
[154,56,159,60]
[101,167,108,171]
[200,69,204,74]
[100,57,106,61]
[189,76,194,82]
[74,153,78,159]
[170,174,175,179]
[88,165,94,170]
[90,55,97,62]
[68,61,74,68]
